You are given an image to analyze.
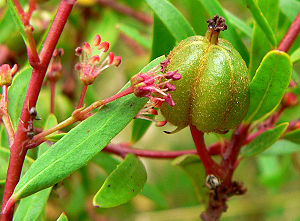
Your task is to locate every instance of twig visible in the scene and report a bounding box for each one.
[1,1,75,220]
[1,86,15,147]
[77,84,88,109]
[104,143,198,158]
[278,12,300,52]
[96,0,152,25]
[189,125,224,178]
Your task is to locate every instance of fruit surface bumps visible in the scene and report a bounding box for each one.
[160,36,250,133]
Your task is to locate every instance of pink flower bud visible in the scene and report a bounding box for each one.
[10,64,18,76]
[89,55,100,65]
[0,64,18,87]
[75,47,83,56]
[148,108,158,115]
[156,120,167,127]
[83,42,91,55]
[164,83,176,91]
[75,63,81,71]
[164,94,175,106]
[113,56,121,67]
[98,41,109,52]
[93,34,101,46]
[108,52,114,65]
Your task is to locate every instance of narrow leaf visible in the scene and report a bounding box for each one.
[197,0,249,64]
[283,129,300,144]
[242,123,288,158]
[13,115,58,221]
[246,50,292,122]
[145,0,195,42]
[131,119,152,144]
[245,0,277,47]
[262,140,300,155]
[180,0,208,35]
[0,9,18,44]
[224,9,253,38]
[291,47,300,63]
[93,154,147,208]
[12,56,165,200]
[117,23,151,49]
[0,147,34,184]
[8,66,31,130]
[7,0,28,44]
[45,133,66,142]
[172,154,208,204]
[150,15,175,66]
[92,152,120,174]
[56,212,68,221]
[248,0,279,79]
[280,0,300,22]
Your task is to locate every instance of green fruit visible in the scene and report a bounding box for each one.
[160,34,250,133]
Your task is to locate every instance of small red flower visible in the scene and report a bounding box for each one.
[0,64,18,87]
[75,34,121,85]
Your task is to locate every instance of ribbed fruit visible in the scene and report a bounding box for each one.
[160,35,250,133]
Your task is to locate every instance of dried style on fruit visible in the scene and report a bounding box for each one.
[160,15,250,133]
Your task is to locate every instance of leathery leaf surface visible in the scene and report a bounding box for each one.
[12,56,164,200]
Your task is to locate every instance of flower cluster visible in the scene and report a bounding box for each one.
[46,48,64,82]
[130,58,181,127]
[130,58,181,107]
[0,64,18,87]
[75,34,121,85]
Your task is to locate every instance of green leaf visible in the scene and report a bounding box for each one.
[92,152,120,174]
[11,56,165,200]
[245,0,277,47]
[0,125,9,148]
[150,14,176,62]
[241,123,289,158]
[145,0,195,42]
[0,147,34,184]
[140,183,168,209]
[7,0,28,44]
[45,133,66,142]
[8,66,31,130]
[246,50,292,122]
[131,119,152,144]
[249,0,279,79]
[197,0,249,64]
[56,212,68,221]
[262,140,300,155]
[224,9,253,38]
[117,23,151,49]
[280,0,300,22]
[93,154,147,208]
[13,115,58,221]
[179,0,208,36]
[172,154,208,204]
[0,9,17,44]
[291,47,300,63]
[283,129,300,144]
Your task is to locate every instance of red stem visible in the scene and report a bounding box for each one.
[278,12,300,52]
[1,86,15,147]
[104,143,198,158]
[96,0,152,25]
[1,1,74,219]
[189,125,224,178]
[50,81,55,114]
[77,84,88,109]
